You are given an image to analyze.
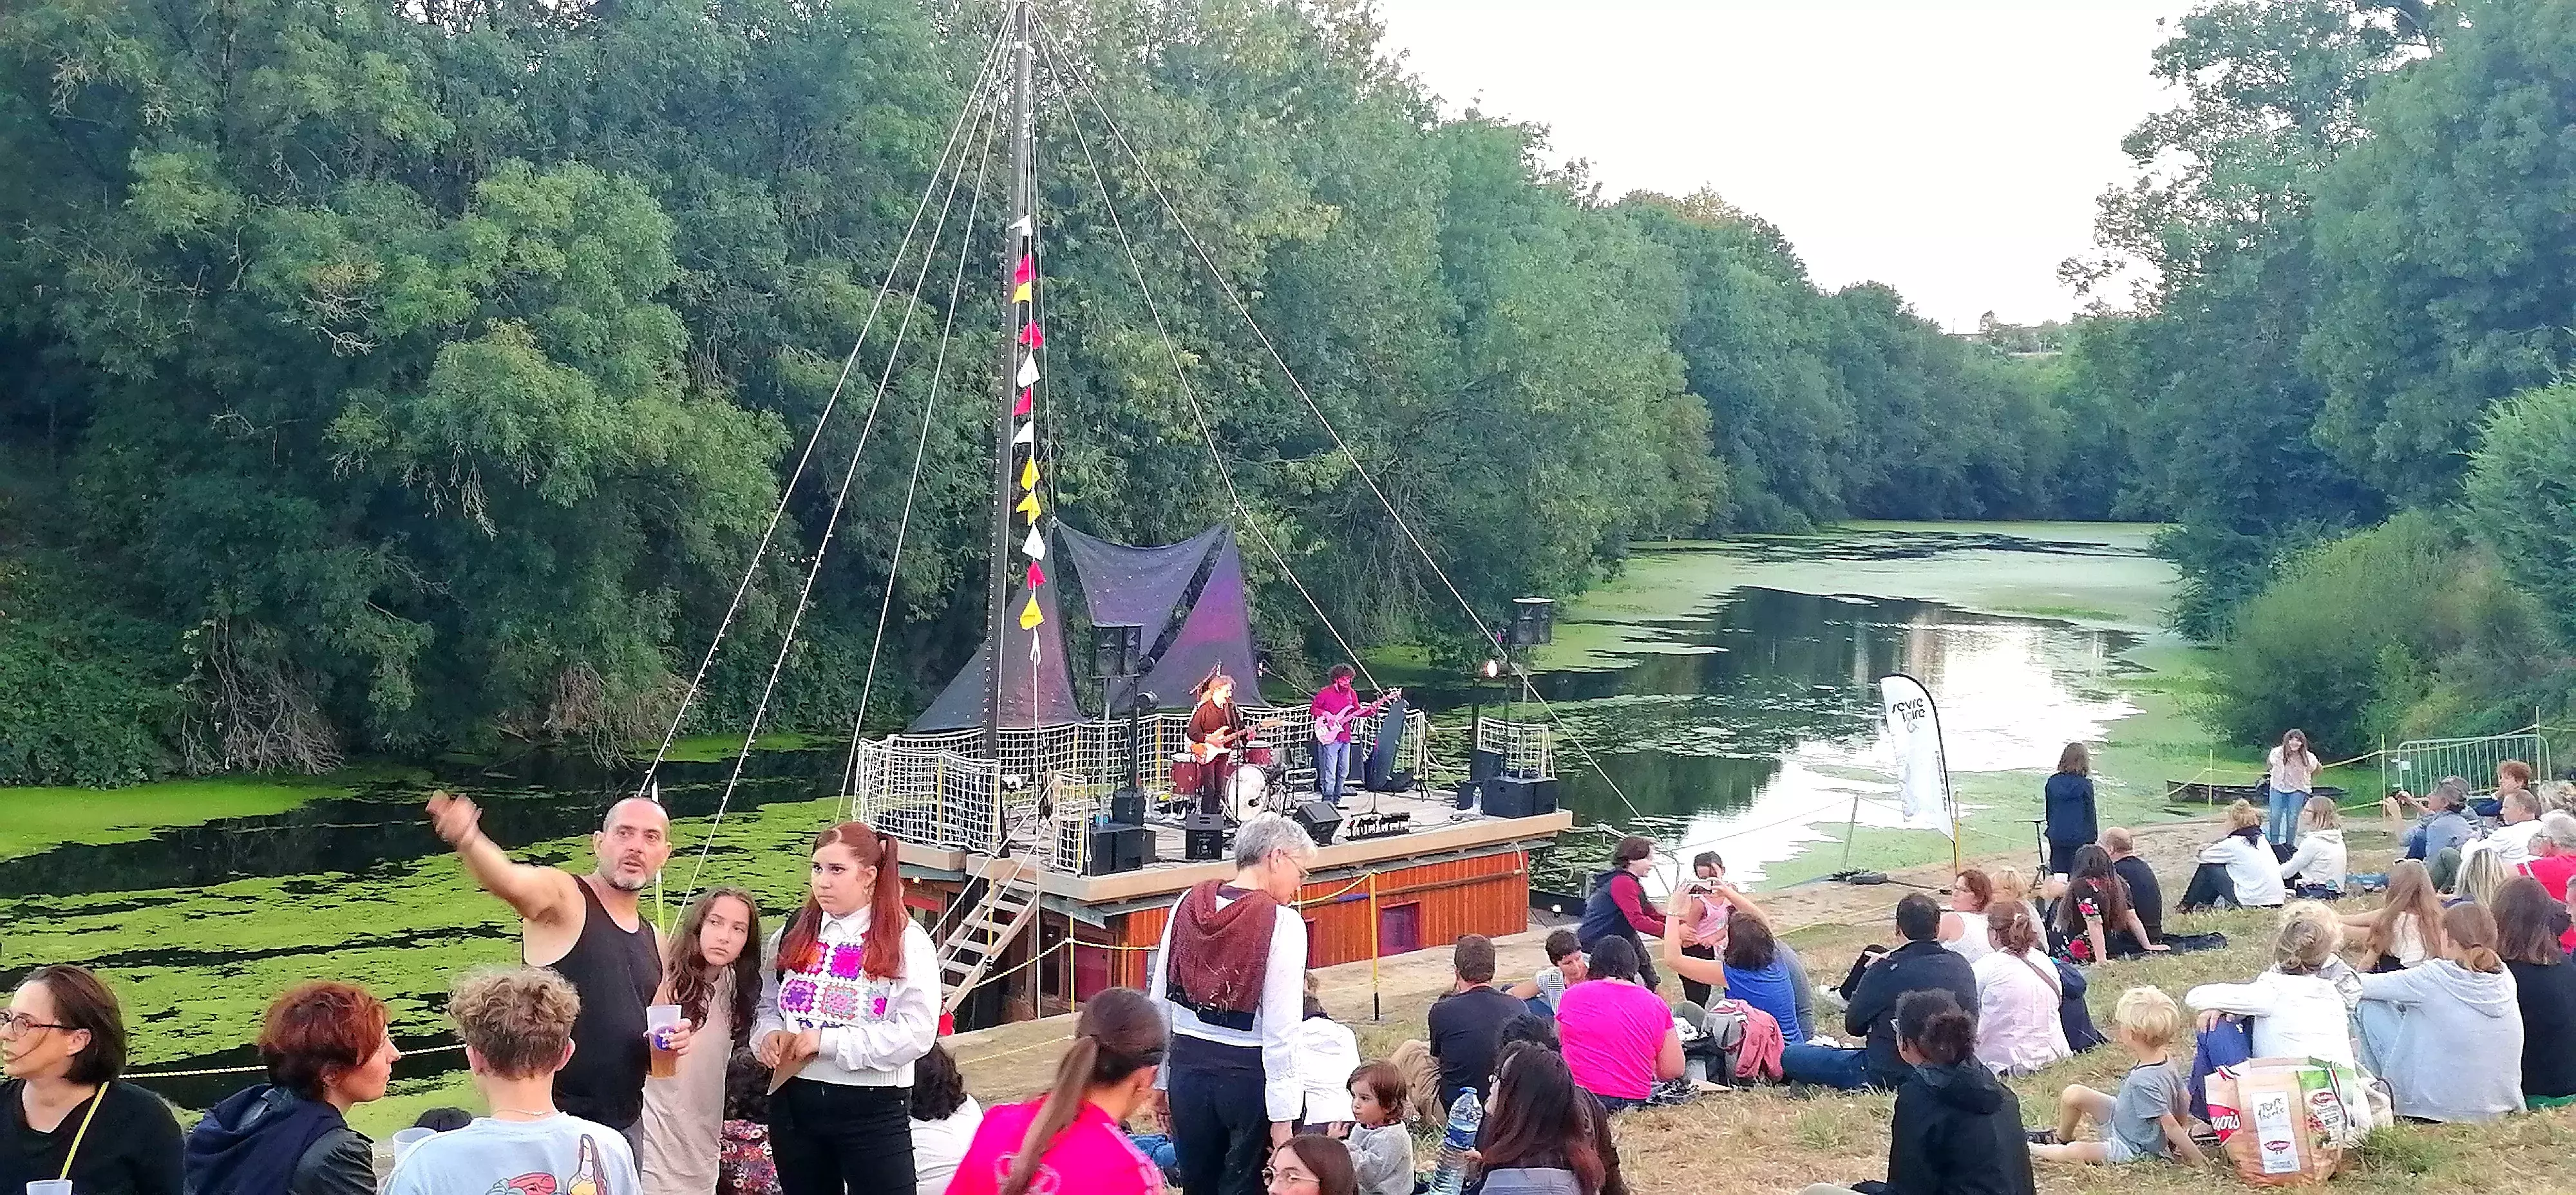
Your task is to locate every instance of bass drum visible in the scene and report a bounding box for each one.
[1227,764,1272,822]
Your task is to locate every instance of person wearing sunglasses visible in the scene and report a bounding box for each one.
[1264,1133,1359,1195]
[1148,815,1321,1195]
[0,964,182,1195]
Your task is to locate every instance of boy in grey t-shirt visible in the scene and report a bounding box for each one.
[2031,986,2207,1167]
[1504,929,1587,1011]
[390,966,644,1195]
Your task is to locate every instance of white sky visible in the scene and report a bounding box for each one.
[1370,0,2190,330]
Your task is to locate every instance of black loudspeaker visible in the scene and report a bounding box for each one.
[1109,787,1146,825]
[1291,799,1344,846]
[1183,810,1229,861]
[1454,780,1481,811]
[1470,748,1505,784]
[1084,823,1151,875]
[1484,776,1558,819]
[1093,623,1144,678]
[1507,597,1555,646]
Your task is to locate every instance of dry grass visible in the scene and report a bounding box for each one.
[1598,836,2576,1194]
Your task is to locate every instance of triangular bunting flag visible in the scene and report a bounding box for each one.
[1021,527,1046,559]
[1026,560,1046,587]
[1018,594,1042,630]
[1018,323,1045,349]
[1014,355,1040,388]
[1019,458,1037,490]
[1009,215,1032,237]
[1013,388,1032,417]
[1011,281,1031,305]
[1016,491,1041,520]
[1013,254,1034,285]
[1011,422,1034,446]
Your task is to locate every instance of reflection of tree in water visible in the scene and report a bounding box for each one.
[1517,587,2132,889]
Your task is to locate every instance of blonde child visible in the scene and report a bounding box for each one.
[2029,987,2206,1167]
[1341,1061,1414,1195]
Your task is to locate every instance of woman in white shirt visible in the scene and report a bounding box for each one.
[2184,901,2357,1065]
[753,821,941,1195]
[1291,987,1361,1131]
[1938,869,1994,965]
[2195,802,2287,909]
[907,1044,981,1195]
[2279,796,2348,899]
[1968,900,2069,1075]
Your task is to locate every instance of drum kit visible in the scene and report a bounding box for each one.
[1170,740,1285,822]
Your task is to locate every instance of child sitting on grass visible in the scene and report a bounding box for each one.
[1341,1061,1416,1195]
[2029,986,2206,1167]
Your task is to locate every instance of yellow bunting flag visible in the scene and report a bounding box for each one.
[1018,594,1043,630]
[1011,281,1031,305]
[1016,491,1041,520]
[1019,458,1037,490]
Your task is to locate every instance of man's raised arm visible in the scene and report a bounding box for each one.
[427,791,578,926]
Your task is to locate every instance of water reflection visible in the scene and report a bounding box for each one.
[1428,587,2138,889]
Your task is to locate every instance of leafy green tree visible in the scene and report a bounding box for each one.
[2461,383,2576,646]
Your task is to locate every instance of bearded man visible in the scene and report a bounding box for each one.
[427,791,695,1146]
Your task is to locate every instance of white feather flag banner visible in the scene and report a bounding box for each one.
[1878,673,1955,838]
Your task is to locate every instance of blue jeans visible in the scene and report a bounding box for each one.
[1779,1042,1873,1090]
[2267,787,2307,845]
[1127,1133,1180,1181]
[1317,739,1350,800]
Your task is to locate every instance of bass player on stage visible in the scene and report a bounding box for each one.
[1309,665,1400,805]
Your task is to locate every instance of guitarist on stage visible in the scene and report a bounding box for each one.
[1309,664,1399,805]
[1187,668,1249,814]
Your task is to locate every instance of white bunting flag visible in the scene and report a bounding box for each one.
[1015,355,1040,388]
[1021,527,1046,559]
[1011,422,1034,446]
[1009,215,1033,237]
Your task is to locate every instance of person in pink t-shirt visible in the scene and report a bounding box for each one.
[949,989,1166,1195]
[1550,937,1681,1111]
[1309,666,1400,804]
[1676,851,1733,1006]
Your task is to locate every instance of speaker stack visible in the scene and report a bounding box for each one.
[1081,786,1155,876]
[1290,798,1344,846]
[1484,775,1560,820]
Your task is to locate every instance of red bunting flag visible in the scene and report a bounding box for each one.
[1013,254,1034,285]
[1026,560,1046,588]
[1014,388,1032,416]
[1018,323,1045,349]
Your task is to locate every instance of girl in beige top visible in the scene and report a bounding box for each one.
[640,887,764,1195]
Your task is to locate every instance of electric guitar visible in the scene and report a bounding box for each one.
[1311,690,1401,743]
[1187,717,1284,764]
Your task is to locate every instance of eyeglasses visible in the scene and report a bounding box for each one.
[0,1012,70,1035]
[1262,1167,1320,1189]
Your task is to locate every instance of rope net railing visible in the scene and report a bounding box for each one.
[851,704,1431,867]
[1473,717,1556,780]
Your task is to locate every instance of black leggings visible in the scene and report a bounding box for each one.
[771,1078,915,1195]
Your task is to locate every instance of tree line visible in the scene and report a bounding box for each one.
[0,0,2134,785]
[2047,0,2576,755]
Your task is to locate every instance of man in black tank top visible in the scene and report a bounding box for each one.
[428,792,696,1134]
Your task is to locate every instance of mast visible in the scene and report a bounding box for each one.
[984,0,1035,759]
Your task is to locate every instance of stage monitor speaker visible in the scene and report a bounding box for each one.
[1470,748,1505,783]
[1108,787,1146,826]
[1182,810,1229,861]
[1093,623,1145,679]
[1454,779,1481,810]
[1484,775,1559,820]
[1084,823,1151,875]
[1291,799,1344,847]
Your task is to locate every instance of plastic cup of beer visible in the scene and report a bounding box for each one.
[647,1004,683,1078]
[28,1180,73,1195]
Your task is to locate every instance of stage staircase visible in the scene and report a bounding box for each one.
[938,856,1045,1013]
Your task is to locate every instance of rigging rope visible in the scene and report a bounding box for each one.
[1034,17,1642,819]
[685,61,1009,899]
[1037,41,1379,693]
[632,15,1014,804]
[840,68,1009,818]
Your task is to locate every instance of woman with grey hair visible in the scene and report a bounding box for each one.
[1147,816,1317,1195]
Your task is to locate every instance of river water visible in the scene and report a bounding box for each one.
[0,522,2170,1106]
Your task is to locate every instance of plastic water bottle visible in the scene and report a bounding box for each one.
[1427,1089,1483,1195]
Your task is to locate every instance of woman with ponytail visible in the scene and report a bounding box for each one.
[2354,901,2525,1122]
[1798,991,2036,1195]
[948,988,1169,1195]
[752,822,938,1194]
[1967,900,2070,1077]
